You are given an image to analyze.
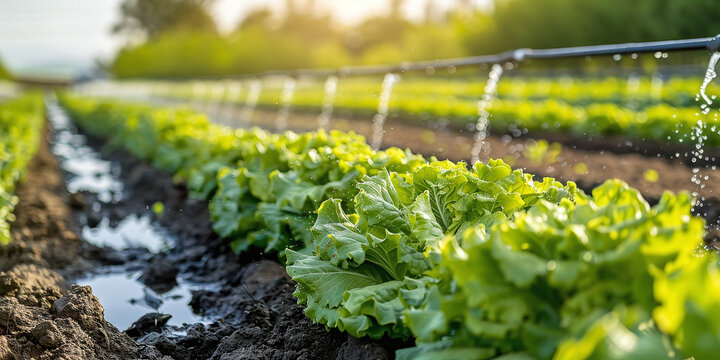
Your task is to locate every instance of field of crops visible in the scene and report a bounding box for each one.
[4,41,720,360]
[90,75,720,147]
[5,0,720,358]
[0,95,44,243]
[1,77,716,358]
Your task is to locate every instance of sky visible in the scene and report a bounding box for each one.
[0,0,489,77]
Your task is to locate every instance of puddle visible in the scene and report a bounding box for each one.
[47,98,170,253]
[77,272,210,331]
[47,97,207,332]
[82,215,171,253]
[46,100,123,203]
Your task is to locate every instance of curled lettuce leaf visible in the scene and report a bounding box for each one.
[409,180,704,359]
[288,161,580,339]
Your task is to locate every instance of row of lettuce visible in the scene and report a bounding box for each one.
[60,93,719,360]
[0,94,44,244]
[163,75,719,110]
[115,75,720,147]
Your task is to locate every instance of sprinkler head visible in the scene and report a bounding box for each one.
[512,49,529,62]
[708,34,720,53]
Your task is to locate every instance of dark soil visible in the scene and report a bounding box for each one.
[0,127,153,360]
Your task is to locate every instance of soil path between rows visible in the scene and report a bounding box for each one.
[0,125,148,359]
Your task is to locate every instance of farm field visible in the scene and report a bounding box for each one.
[91,74,720,147]
[3,1,720,359]
[1,67,718,359]
[3,87,716,359]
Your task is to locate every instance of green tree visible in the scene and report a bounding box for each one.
[459,0,720,54]
[235,7,273,32]
[113,0,217,38]
[344,0,412,55]
[0,57,9,79]
[238,0,337,45]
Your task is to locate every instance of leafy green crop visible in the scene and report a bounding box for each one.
[287,159,581,339]
[60,94,426,256]
[396,181,706,360]
[60,94,720,360]
[139,75,720,146]
[0,94,45,244]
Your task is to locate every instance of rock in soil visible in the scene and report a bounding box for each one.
[69,192,86,209]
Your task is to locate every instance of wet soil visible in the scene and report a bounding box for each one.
[0,127,151,360]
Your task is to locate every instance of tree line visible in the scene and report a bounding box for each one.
[109,0,720,78]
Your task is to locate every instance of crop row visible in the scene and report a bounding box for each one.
[0,94,44,244]
[60,94,719,359]
[107,75,720,147]
[158,75,719,110]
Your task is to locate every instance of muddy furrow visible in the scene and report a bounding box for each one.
[0,124,148,360]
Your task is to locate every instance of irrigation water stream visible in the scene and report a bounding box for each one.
[470,63,504,163]
[221,81,242,123]
[625,72,641,110]
[275,76,297,131]
[691,51,720,216]
[210,82,226,120]
[370,72,399,149]
[317,75,339,129]
[651,73,664,103]
[239,79,263,126]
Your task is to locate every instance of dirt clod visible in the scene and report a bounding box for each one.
[139,258,179,293]
[31,320,64,348]
[1,285,143,360]
[52,285,104,328]
[125,313,172,338]
[69,192,86,209]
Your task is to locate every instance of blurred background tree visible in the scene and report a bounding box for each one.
[0,57,10,79]
[112,0,217,39]
[461,0,720,54]
[109,0,720,78]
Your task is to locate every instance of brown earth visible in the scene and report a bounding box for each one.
[0,126,162,360]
